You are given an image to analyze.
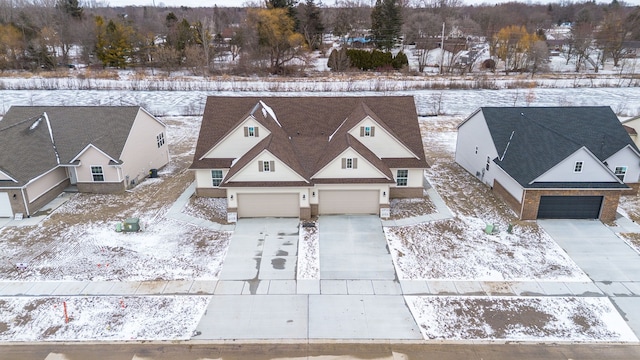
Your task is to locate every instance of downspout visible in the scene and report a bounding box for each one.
[519,189,526,220]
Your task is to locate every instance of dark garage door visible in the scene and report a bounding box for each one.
[537,196,603,219]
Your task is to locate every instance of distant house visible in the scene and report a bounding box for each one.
[622,115,640,148]
[189,96,429,220]
[0,106,169,218]
[455,107,640,221]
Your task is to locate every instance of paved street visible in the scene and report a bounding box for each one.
[2,343,640,360]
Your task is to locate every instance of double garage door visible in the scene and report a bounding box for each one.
[236,190,380,218]
[318,190,379,215]
[537,195,603,219]
[0,192,13,218]
[237,193,299,218]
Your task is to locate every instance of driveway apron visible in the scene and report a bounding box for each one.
[538,219,640,282]
[218,218,299,280]
[539,219,640,339]
[319,215,397,280]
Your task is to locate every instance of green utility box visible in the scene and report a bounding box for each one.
[116,218,141,232]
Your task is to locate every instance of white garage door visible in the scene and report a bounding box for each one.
[0,192,13,218]
[237,193,299,218]
[318,190,379,215]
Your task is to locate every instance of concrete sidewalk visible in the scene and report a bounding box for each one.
[165,182,235,231]
[2,279,638,297]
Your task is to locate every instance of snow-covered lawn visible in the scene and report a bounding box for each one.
[407,296,637,342]
[0,296,209,341]
[385,216,588,281]
[297,222,319,279]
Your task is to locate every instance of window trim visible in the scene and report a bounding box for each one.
[211,170,223,187]
[91,165,104,182]
[614,166,627,181]
[244,126,259,137]
[342,157,358,169]
[574,161,583,173]
[258,160,275,172]
[360,126,375,137]
[156,132,165,148]
[396,169,408,187]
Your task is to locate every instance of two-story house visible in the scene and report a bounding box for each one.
[189,96,429,221]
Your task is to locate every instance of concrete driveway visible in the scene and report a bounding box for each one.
[538,219,640,282]
[218,217,299,281]
[319,215,397,280]
[195,215,421,340]
[539,219,640,338]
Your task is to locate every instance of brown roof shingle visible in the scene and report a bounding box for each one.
[191,96,429,186]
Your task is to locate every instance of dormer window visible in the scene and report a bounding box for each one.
[360,126,375,137]
[244,126,259,137]
[574,161,583,173]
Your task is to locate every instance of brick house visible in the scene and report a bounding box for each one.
[189,96,429,221]
[455,107,640,221]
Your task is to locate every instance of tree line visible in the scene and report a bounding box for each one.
[0,0,639,75]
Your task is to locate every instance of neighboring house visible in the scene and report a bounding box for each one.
[455,107,640,222]
[190,96,429,220]
[622,115,640,148]
[0,106,169,218]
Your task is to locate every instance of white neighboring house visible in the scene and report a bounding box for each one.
[455,106,640,222]
[190,96,429,221]
[622,115,640,149]
[0,106,169,218]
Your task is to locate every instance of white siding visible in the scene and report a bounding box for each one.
[605,146,640,183]
[75,146,120,182]
[0,170,14,181]
[534,148,619,183]
[25,167,67,202]
[390,168,423,188]
[313,148,388,179]
[120,110,169,186]
[455,112,499,187]
[493,166,524,202]
[347,117,416,158]
[195,169,229,188]
[227,151,307,182]
[202,117,271,158]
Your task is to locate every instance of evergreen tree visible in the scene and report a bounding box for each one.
[297,0,324,50]
[370,0,402,51]
[56,0,83,19]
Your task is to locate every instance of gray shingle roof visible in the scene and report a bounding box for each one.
[480,106,637,187]
[191,96,428,185]
[0,106,140,187]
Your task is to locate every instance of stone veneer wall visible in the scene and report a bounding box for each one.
[492,180,523,216]
[25,180,71,215]
[621,182,640,196]
[77,181,125,194]
[195,188,227,197]
[389,187,423,198]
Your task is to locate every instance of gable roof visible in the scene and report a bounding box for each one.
[0,106,141,187]
[191,96,428,185]
[478,106,637,187]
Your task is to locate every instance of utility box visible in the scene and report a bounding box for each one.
[116,218,141,232]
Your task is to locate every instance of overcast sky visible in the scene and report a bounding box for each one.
[104,0,640,7]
